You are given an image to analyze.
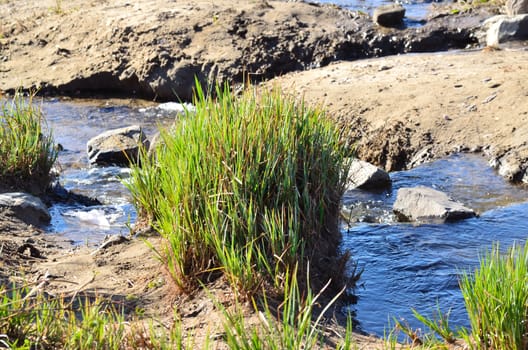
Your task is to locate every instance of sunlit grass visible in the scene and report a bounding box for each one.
[0,91,57,193]
[219,265,356,350]
[386,241,528,349]
[0,285,125,349]
[127,83,350,295]
[460,242,528,350]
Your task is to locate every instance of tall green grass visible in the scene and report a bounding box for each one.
[127,84,350,294]
[460,242,528,350]
[0,91,57,193]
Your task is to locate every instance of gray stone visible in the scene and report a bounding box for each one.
[489,151,528,183]
[346,159,391,190]
[507,0,528,16]
[486,14,528,46]
[0,192,51,226]
[373,4,405,27]
[87,125,149,166]
[393,186,476,223]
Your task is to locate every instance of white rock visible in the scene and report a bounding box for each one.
[486,14,528,46]
[506,0,528,16]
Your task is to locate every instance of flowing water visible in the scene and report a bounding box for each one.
[41,98,178,246]
[342,155,528,336]
[36,100,528,336]
[314,0,442,25]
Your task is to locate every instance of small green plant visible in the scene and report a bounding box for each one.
[51,0,64,14]
[411,306,455,344]
[460,242,528,350]
[128,83,349,295]
[0,283,190,349]
[0,91,57,193]
[64,299,126,350]
[219,265,354,349]
[383,322,400,350]
[386,307,457,349]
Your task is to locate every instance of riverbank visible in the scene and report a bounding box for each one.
[1,0,498,101]
[2,0,527,180]
[269,48,528,178]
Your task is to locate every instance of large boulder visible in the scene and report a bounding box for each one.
[346,159,392,190]
[0,192,51,226]
[506,0,528,15]
[373,4,406,27]
[486,14,528,46]
[393,186,476,223]
[87,125,149,166]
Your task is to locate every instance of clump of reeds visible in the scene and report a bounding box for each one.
[0,91,57,194]
[127,83,350,295]
[460,242,528,350]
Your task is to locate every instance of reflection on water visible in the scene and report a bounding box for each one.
[342,154,528,336]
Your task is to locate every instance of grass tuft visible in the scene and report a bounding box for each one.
[219,265,355,349]
[460,242,528,350]
[0,91,57,194]
[127,83,350,295]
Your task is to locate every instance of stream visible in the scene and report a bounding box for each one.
[39,99,528,337]
[315,0,442,26]
[342,154,528,336]
[42,98,176,246]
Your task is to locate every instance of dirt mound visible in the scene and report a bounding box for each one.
[1,0,494,100]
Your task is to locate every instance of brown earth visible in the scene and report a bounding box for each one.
[269,48,528,179]
[1,0,497,100]
[0,0,527,348]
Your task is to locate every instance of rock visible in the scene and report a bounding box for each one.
[87,125,149,166]
[0,192,51,226]
[489,151,528,183]
[346,159,391,190]
[393,186,476,223]
[506,0,528,15]
[45,180,102,206]
[91,235,129,255]
[486,14,528,46]
[373,4,405,27]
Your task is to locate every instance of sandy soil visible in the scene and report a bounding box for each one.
[270,48,528,179]
[1,0,495,100]
[1,0,527,348]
